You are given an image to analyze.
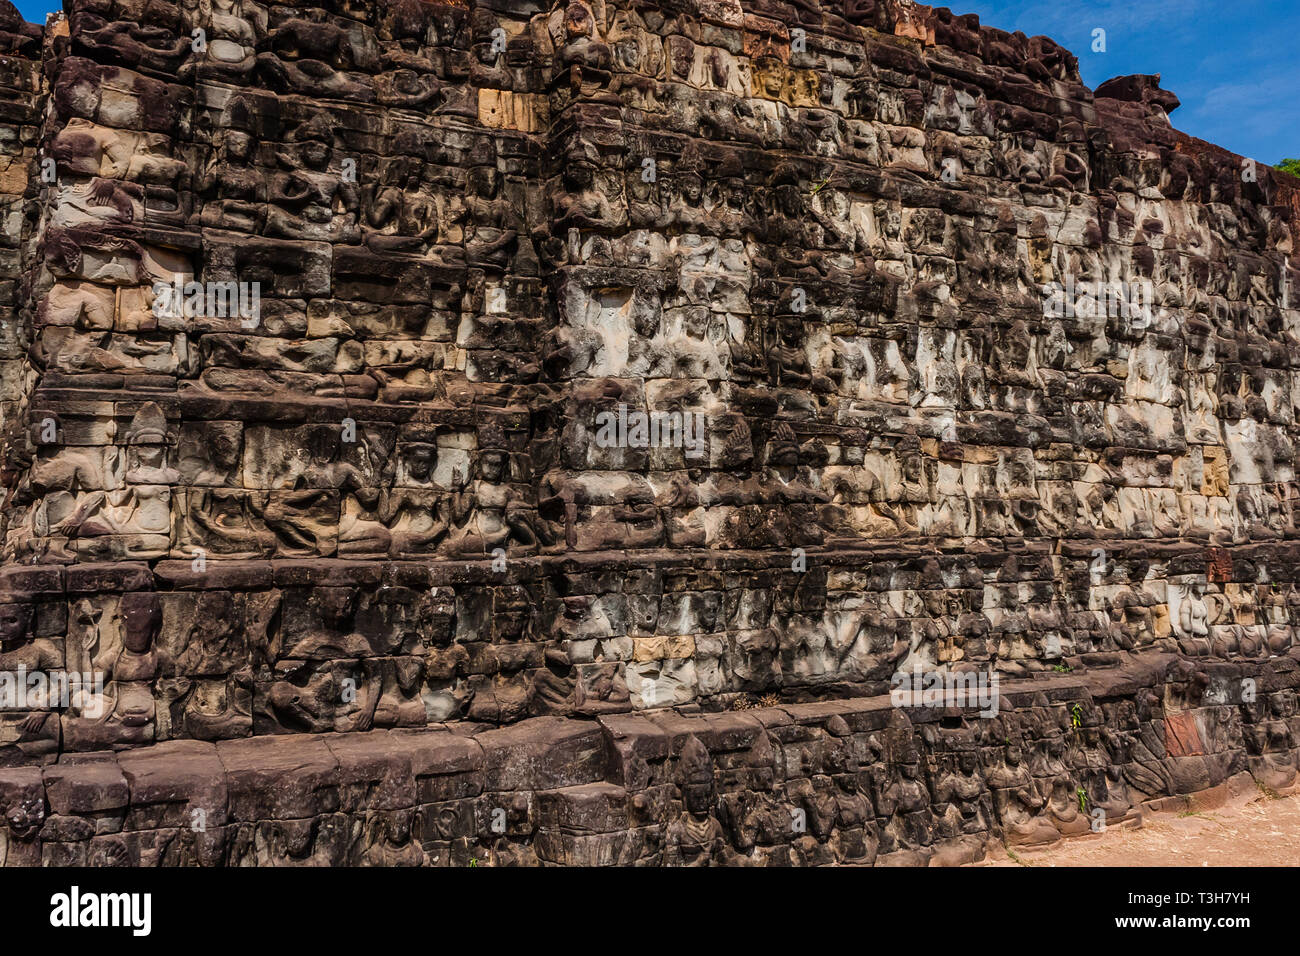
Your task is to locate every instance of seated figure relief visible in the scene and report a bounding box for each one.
[41,404,177,559]
[446,441,551,556]
[199,127,266,233]
[266,114,361,242]
[62,592,161,751]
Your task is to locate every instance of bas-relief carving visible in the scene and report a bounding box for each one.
[0,0,1296,864]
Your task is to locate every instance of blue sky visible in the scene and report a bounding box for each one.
[10,0,1297,164]
[959,0,1298,165]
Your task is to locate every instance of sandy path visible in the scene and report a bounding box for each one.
[980,793,1300,866]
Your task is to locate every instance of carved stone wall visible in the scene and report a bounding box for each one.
[2,658,1296,866]
[0,7,42,487]
[0,0,1297,865]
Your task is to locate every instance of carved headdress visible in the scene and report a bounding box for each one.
[766,422,800,468]
[125,402,173,446]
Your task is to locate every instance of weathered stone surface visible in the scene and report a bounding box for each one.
[0,659,1293,865]
[0,0,1296,864]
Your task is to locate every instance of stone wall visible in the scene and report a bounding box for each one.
[2,656,1296,866]
[0,7,43,487]
[4,541,1300,761]
[0,0,1297,864]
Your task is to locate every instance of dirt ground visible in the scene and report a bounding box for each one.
[980,792,1300,866]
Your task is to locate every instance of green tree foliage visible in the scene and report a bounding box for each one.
[1277,158,1300,177]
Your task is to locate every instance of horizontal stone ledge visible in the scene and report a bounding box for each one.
[31,387,485,426]
[2,538,1297,596]
[7,650,1291,790]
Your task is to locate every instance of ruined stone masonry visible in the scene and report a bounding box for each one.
[0,0,1296,865]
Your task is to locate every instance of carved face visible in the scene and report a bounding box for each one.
[225,131,253,162]
[119,592,162,654]
[496,602,530,639]
[677,174,701,204]
[0,603,31,649]
[318,589,358,628]
[628,170,652,200]
[403,444,437,482]
[389,811,411,844]
[129,442,167,472]
[564,1,594,39]
[565,163,594,190]
[302,141,330,169]
[469,166,500,199]
[479,450,507,482]
[779,316,801,346]
[683,781,712,815]
[776,184,801,215]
